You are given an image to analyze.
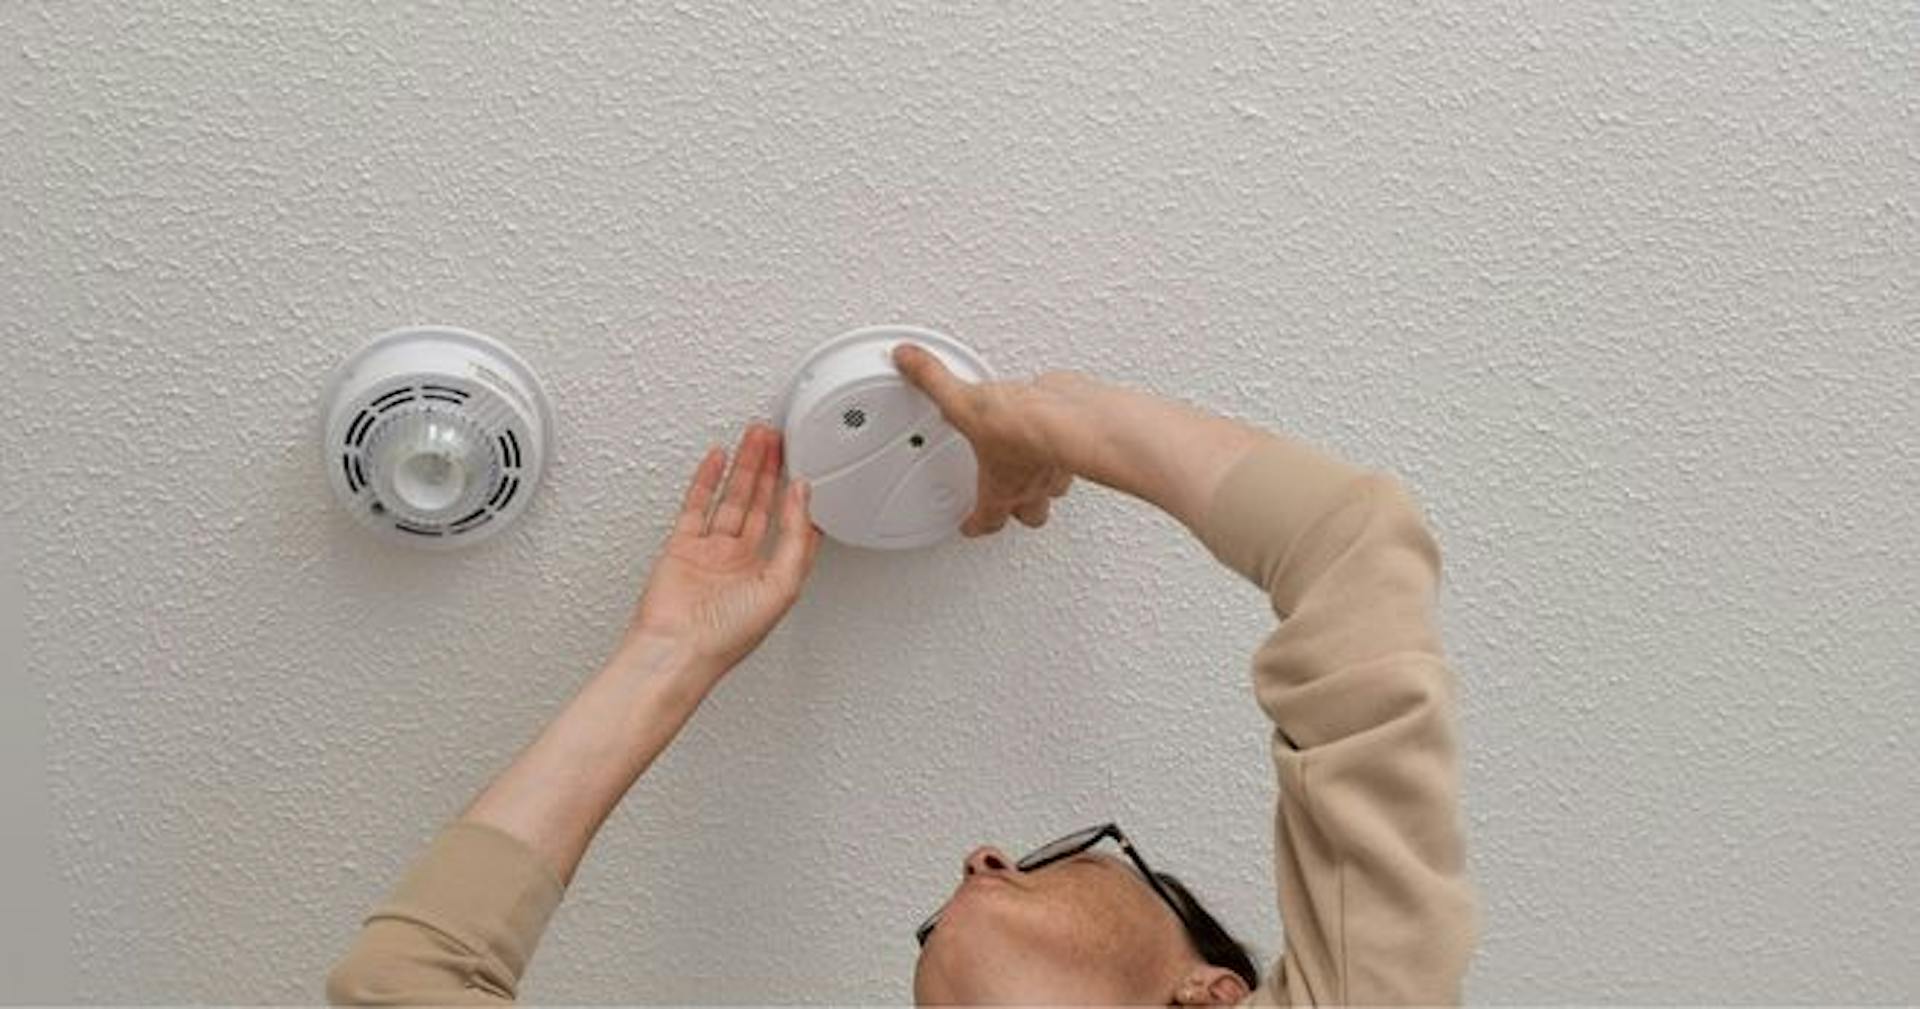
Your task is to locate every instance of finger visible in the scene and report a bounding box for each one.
[962,505,1010,538]
[742,431,784,548]
[771,479,821,585]
[1013,498,1051,529]
[712,424,771,537]
[674,446,727,536]
[1049,473,1073,498]
[892,344,979,428]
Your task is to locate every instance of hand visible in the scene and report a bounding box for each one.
[892,343,1075,537]
[625,423,823,672]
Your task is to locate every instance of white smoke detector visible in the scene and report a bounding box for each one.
[321,326,552,549]
[774,325,992,549]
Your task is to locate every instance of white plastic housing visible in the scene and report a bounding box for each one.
[321,326,552,549]
[774,325,992,550]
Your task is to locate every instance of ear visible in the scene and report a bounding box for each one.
[1172,963,1250,1006]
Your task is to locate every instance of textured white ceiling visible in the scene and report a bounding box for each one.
[5,2,1918,1003]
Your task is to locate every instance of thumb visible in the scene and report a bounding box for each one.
[892,343,978,428]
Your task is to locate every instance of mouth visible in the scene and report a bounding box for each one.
[921,875,1020,948]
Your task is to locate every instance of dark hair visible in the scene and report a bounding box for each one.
[1155,872,1260,992]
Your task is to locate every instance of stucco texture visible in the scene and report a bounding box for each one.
[4,2,1916,1003]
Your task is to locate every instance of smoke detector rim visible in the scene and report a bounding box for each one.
[320,324,554,463]
[774,326,992,428]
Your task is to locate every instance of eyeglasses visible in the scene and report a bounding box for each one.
[914,822,1193,947]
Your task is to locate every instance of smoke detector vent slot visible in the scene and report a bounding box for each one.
[488,475,520,511]
[345,411,375,448]
[451,514,493,535]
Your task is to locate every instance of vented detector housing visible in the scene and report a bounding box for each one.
[321,326,552,549]
[774,325,992,549]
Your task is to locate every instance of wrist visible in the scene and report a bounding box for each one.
[1030,371,1143,496]
[607,631,728,694]
[1028,370,1263,529]
[1030,370,1110,478]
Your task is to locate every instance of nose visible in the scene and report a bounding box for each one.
[964,845,1014,877]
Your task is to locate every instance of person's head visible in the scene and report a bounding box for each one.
[911,824,1258,1006]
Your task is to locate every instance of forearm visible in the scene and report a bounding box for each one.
[460,633,724,886]
[328,634,736,1004]
[1030,371,1267,531]
[330,423,816,1005]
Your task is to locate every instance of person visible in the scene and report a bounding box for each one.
[326,344,1477,1005]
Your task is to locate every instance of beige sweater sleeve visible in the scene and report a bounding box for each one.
[326,820,564,1005]
[1195,435,1477,1007]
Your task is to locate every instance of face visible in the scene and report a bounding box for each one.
[912,843,1190,1005]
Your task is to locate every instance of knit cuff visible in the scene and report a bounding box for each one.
[366,820,566,983]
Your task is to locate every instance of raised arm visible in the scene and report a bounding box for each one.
[326,424,821,1004]
[895,345,1478,1005]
